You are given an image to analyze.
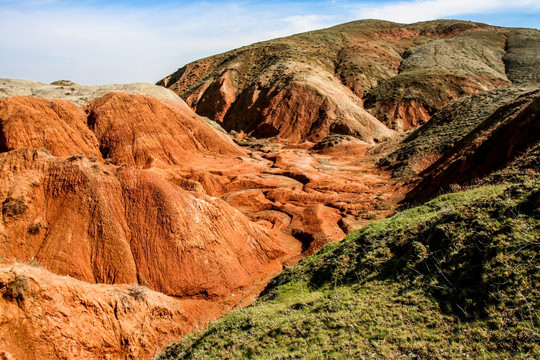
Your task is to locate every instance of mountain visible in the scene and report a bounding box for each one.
[158,20,539,141]
[1,18,539,360]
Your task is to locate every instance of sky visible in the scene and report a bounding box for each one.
[1,0,539,85]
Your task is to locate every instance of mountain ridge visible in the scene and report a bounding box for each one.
[158,19,539,142]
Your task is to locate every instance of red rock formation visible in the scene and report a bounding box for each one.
[85,92,243,168]
[223,81,394,143]
[196,70,237,122]
[0,96,101,158]
[0,259,223,360]
[182,138,406,255]
[0,148,298,298]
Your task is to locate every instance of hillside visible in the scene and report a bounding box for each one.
[158,20,539,141]
[157,145,540,359]
[378,86,539,181]
[0,79,406,358]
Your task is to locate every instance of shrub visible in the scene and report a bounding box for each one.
[128,285,147,301]
[67,153,83,161]
[28,259,40,267]
[2,196,27,218]
[38,147,51,155]
[4,273,28,304]
[375,203,392,210]
[28,222,41,235]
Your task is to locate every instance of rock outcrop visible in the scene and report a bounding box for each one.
[0,259,223,360]
[0,90,303,359]
[84,92,243,168]
[0,96,101,158]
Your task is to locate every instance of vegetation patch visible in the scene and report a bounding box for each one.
[128,285,148,302]
[3,273,29,305]
[2,196,27,218]
[28,222,41,235]
[67,153,84,161]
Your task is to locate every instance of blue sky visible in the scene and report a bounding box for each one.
[1,0,539,85]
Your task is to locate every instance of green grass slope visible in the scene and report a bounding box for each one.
[157,148,539,359]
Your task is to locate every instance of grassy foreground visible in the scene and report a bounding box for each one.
[157,174,539,359]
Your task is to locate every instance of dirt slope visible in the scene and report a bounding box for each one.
[85,92,243,168]
[0,87,406,358]
[379,86,538,179]
[0,78,184,106]
[0,259,220,360]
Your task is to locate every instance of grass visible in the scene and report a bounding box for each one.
[161,281,465,359]
[157,175,539,359]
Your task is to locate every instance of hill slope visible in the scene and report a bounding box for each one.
[378,86,539,181]
[158,20,540,141]
[0,85,301,359]
[157,146,540,359]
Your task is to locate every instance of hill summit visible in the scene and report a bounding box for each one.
[158,20,539,142]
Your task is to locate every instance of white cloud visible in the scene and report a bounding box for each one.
[0,1,337,84]
[0,1,538,85]
[356,0,540,24]
[279,15,335,34]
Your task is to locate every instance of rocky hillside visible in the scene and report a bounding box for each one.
[0,82,303,359]
[158,20,539,141]
[378,86,539,185]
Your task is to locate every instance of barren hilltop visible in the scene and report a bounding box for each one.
[0,19,539,359]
